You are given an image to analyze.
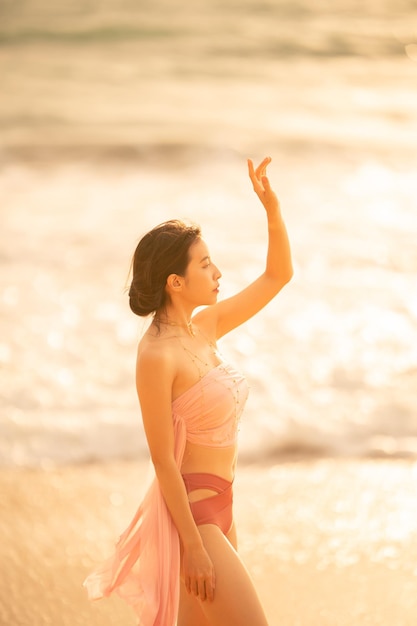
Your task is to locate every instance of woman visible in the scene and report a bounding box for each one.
[84,157,293,626]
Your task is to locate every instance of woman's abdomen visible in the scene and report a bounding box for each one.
[180,441,237,482]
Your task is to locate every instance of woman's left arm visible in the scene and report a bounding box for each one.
[205,156,293,339]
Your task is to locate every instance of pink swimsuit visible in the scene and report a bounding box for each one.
[84,362,249,626]
[182,472,234,534]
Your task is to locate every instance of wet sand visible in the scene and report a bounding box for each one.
[1,458,417,626]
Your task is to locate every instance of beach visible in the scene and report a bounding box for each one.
[1,458,417,626]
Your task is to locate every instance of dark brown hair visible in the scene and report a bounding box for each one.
[128,219,201,317]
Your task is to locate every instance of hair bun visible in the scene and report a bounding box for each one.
[128,220,201,317]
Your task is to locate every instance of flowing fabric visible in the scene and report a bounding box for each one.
[83,363,248,625]
[83,413,186,626]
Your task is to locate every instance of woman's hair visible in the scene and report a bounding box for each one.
[128,219,201,317]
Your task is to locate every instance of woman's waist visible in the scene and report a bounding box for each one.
[180,440,237,482]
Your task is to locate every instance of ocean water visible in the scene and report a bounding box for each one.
[1,0,417,467]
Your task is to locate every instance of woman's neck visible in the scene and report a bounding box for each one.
[154,311,195,337]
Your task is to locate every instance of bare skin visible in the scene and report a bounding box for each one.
[136,157,293,625]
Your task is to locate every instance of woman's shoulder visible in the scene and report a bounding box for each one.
[136,331,178,375]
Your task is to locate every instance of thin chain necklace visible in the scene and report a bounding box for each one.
[165,325,244,437]
[154,316,195,337]
[153,317,219,374]
[178,330,220,375]
[176,331,243,437]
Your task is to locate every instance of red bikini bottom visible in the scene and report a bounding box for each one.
[182,472,233,535]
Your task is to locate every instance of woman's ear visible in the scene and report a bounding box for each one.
[166,273,183,293]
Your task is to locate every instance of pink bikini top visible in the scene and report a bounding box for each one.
[172,362,249,447]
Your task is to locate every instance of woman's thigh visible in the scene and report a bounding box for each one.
[178,522,237,626]
[178,577,210,626]
[179,523,269,626]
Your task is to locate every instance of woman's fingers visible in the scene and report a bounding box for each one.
[247,158,256,182]
[248,159,261,194]
[247,156,279,212]
[186,572,215,602]
[262,175,271,192]
[255,156,271,178]
[200,575,215,602]
[197,577,207,601]
[182,544,215,602]
[185,575,192,594]
[248,156,272,190]
[206,570,215,602]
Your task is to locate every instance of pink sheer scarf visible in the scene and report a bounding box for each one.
[83,413,187,626]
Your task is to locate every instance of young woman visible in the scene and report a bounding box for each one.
[84,157,293,626]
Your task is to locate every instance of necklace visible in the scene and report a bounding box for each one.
[154,316,195,337]
[176,332,244,439]
[169,328,246,440]
[177,329,220,374]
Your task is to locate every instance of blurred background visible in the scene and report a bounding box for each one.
[1,0,417,468]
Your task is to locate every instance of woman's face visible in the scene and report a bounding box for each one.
[182,238,222,306]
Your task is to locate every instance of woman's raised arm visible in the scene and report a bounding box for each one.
[197,156,293,339]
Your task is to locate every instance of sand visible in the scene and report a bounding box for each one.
[1,458,417,626]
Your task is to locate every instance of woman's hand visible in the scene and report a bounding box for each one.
[248,156,280,215]
[182,541,216,602]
